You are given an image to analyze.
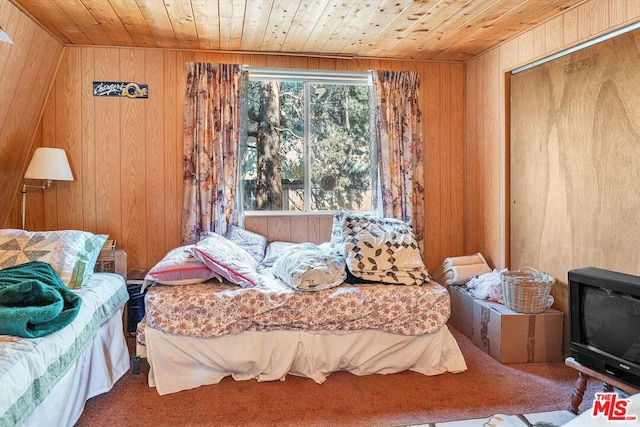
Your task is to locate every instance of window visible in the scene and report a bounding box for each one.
[240,69,377,213]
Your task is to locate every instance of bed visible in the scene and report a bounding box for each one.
[137,212,468,395]
[0,229,130,427]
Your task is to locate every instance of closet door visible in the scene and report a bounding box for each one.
[509,27,640,314]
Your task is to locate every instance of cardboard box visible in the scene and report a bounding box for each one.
[471,299,564,363]
[447,285,474,338]
[446,285,564,363]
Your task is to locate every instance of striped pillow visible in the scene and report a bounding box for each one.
[146,245,221,285]
[191,232,260,288]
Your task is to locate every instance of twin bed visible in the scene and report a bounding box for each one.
[136,212,468,395]
[0,229,129,427]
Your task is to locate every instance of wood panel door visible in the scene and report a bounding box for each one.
[510,27,640,314]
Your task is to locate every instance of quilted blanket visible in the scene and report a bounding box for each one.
[0,261,82,338]
[336,212,431,285]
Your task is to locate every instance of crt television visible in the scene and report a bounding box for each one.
[569,267,640,389]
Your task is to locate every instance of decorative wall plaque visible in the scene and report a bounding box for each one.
[93,82,148,98]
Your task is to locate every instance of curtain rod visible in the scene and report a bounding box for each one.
[246,67,370,82]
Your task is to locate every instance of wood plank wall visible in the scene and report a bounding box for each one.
[17,48,464,272]
[0,0,63,227]
[464,0,640,315]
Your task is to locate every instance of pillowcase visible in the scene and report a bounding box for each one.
[225,225,268,264]
[338,213,430,286]
[145,245,221,286]
[260,241,296,269]
[0,229,108,289]
[272,243,347,291]
[191,232,260,288]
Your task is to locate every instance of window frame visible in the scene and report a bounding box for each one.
[240,68,378,216]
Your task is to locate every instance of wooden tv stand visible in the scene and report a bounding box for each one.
[565,357,640,414]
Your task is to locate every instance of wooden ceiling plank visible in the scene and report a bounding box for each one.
[318,0,412,56]
[280,0,330,53]
[218,0,246,51]
[360,0,445,58]
[371,0,482,59]
[301,0,358,54]
[336,0,414,57]
[391,0,512,59]
[50,0,115,45]
[163,0,199,49]
[11,0,90,44]
[258,0,300,53]
[9,0,593,61]
[433,0,586,61]
[191,0,221,50]
[107,0,158,47]
[317,1,380,54]
[239,0,274,52]
[82,0,137,46]
[135,0,176,49]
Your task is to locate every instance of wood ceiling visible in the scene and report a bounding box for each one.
[10,0,588,62]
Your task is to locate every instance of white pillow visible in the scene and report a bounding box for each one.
[272,243,346,291]
[145,245,221,285]
[260,241,296,269]
[191,233,260,288]
[225,225,268,264]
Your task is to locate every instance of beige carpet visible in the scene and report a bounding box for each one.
[76,326,600,426]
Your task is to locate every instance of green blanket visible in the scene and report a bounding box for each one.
[0,261,82,338]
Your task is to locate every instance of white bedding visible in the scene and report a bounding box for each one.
[0,272,129,427]
[144,322,467,395]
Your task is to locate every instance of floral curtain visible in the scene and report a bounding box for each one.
[370,70,425,248]
[181,62,244,245]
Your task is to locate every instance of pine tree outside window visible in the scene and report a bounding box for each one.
[240,69,378,213]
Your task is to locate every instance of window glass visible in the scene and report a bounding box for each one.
[241,70,376,213]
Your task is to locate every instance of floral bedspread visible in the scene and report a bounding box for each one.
[144,272,451,338]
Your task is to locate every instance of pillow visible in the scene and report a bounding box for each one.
[225,225,268,264]
[338,213,430,286]
[272,243,347,291]
[0,229,108,289]
[191,232,260,288]
[145,245,221,286]
[260,241,296,269]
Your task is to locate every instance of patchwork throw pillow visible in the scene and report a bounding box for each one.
[339,213,430,286]
[225,225,268,264]
[145,245,221,286]
[191,232,261,288]
[0,229,108,289]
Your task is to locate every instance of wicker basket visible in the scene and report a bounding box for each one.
[500,267,555,314]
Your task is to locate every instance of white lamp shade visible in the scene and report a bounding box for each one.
[24,147,74,181]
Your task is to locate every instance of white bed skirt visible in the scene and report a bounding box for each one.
[23,308,130,427]
[146,325,467,395]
